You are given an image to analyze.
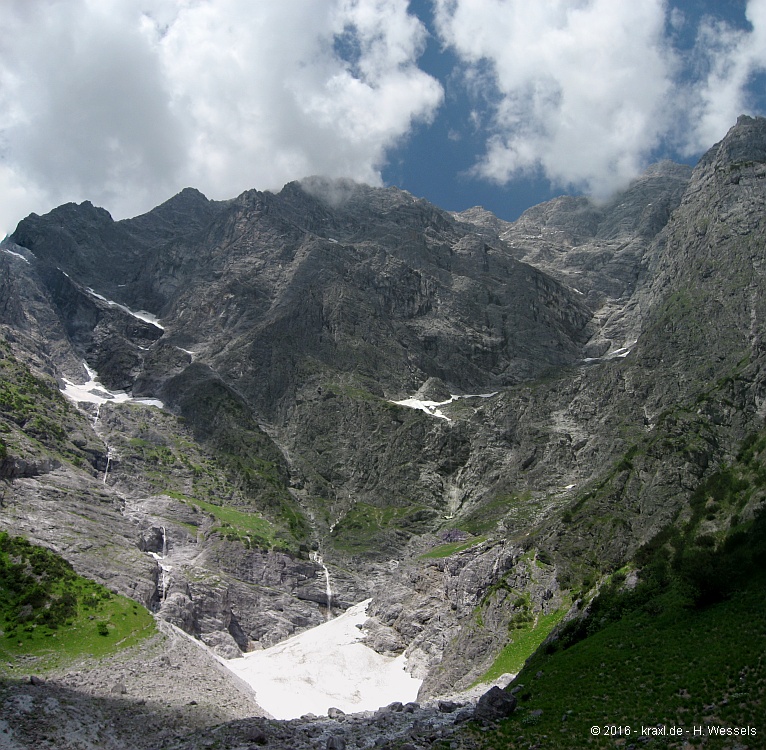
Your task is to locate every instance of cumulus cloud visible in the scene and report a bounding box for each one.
[0,0,442,234]
[433,0,766,198]
[0,0,186,231]
[2,0,766,235]
[433,0,676,198]
[681,0,766,154]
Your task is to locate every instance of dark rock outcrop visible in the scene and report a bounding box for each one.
[473,685,517,722]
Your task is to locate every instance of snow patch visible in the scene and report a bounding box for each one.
[60,362,164,409]
[225,599,421,719]
[2,247,30,264]
[582,341,636,364]
[176,346,198,360]
[391,392,498,421]
[606,344,633,359]
[85,287,165,330]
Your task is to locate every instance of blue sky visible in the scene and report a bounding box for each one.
[1,0,765,235]
[384,0,766,219]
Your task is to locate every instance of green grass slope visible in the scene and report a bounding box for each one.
[0,533,155,673]
[458,435,766,749]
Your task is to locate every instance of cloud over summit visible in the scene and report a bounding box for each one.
[1,0,765,234]
[434,0,766,198]
[0,0,442,232]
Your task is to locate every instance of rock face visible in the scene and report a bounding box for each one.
[1,115,766,703]
[361,539,563,697]
[457,158,692,347]
[10,179,594,413]
[473,686,517,722]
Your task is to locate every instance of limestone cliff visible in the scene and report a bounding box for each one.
[1,116,765,694]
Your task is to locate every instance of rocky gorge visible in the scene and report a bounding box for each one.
[1,115,766,748]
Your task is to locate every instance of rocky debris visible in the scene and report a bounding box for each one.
[0,623,265,750]
[1,648,492,750]
[473,685,517,723]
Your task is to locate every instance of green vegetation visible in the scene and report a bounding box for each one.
[112,405,308,553]
[460,491,536,536]
[463,431,766,748]
[165,490,280,550]
[469,570,766,749]
[0,533,155,672]
[479,608,567,683]
[330,502,435,555]
[0,359,63,435]
[420,536,486,559]
[0,343,89,462]
[164,364,311,547]
[552,402,731,591]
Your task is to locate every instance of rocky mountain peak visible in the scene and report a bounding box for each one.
[698,113,766,169]
[2,116,766,745]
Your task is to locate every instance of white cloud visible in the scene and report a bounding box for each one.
[681,0,766,154]
[2,0,765,236]
[433,0,676,198]
[433,0,766,199]
[0,0,184,233]
[0,0,442,235]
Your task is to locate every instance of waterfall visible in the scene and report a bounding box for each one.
[149,526,172,601]
[322,561,333,620]
[310,551,334,620]
[103,446,113,484]
[156,561,171,600]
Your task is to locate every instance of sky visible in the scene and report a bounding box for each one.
[1,0,765,237]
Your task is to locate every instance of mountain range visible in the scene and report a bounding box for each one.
[1,115,765,748]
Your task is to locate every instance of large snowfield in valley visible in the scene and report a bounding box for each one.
[225,600,422,719]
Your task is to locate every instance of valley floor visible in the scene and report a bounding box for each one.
[0,621,265,749]
[0,615,490,750]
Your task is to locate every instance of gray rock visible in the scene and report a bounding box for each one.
[246,728,268,745]
[2,114,766,749]
[473,686,517,722]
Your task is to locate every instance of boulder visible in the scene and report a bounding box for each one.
[473,686,517,722]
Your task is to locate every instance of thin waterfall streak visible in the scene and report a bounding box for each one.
[103,446,112,484]
[310,550,334,620]
[322,562,333,621]
[149,527,172,601]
